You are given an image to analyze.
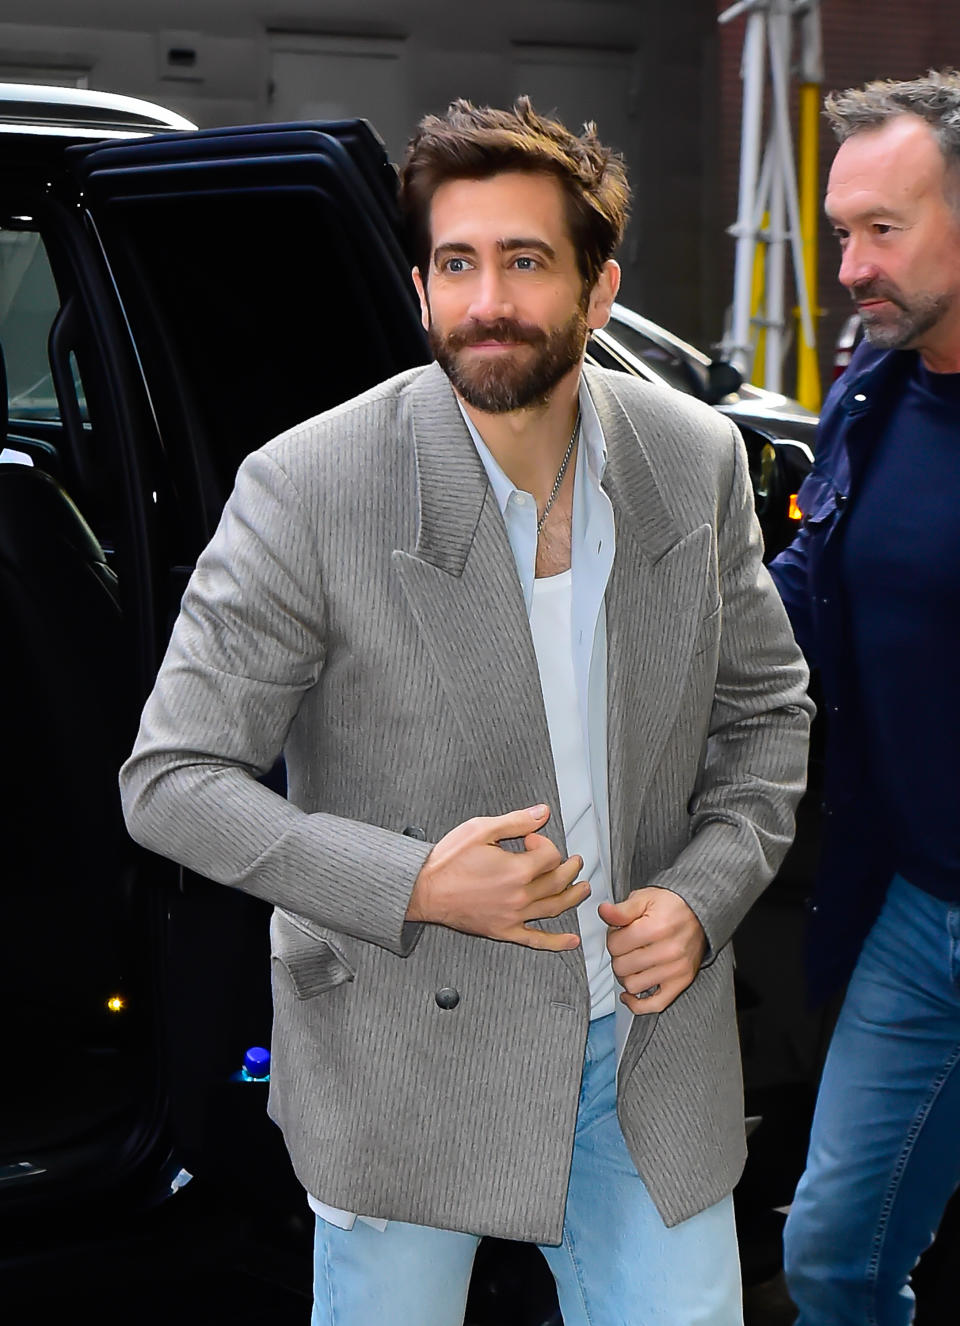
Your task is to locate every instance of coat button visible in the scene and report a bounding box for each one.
[835,492,847,509]
[402,825,426,840]
[435,987,460,1010]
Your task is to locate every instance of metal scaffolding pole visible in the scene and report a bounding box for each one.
[718,0,821,401]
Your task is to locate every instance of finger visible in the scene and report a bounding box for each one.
[619,959,676,995]
[611,944,692,987]
[605,919,651,959]
[598,894,649,929]
[523,878,591,921]
[606,919,681,962]
[620,966,698,1014]
[511,924,581,952]
[621,981,682,1015]
[480,804,550,843]
[524,854,583,896]
[521,833,565,875]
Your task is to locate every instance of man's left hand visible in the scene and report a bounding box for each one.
[597,888,707,1015]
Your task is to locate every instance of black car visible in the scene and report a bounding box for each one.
[0,81,854,1323]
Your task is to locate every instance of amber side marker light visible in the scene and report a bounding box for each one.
[106,995,126,1013]
[788,494,802,521]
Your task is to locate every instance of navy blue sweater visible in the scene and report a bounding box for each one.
[840,357,960,901]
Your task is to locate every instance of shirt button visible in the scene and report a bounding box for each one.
[435,987,460,1010]
[514,493,528,507]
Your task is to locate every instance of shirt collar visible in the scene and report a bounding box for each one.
[456,378,607,514]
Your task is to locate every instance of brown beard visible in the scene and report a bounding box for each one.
[429,306,588,412]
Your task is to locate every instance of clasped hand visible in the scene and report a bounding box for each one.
[598,889,707,1014]
[408,806,707,1010]
[406,804,587,952]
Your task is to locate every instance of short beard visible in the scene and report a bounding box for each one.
[851,278,952,350]
[429,306,588,412]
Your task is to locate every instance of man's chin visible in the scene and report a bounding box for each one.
[860,312,913,350]
[451,374,545,413]
[439,351,554,413]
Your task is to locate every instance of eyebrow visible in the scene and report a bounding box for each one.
[824,204,906,226]
[432,237,557,264]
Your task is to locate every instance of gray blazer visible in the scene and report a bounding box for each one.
[120,362,811,1242]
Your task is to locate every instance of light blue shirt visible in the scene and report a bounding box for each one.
[456,382,617,905]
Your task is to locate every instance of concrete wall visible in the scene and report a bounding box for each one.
[0,0,722,345]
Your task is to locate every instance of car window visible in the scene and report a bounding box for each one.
[605,317,709,398]
[0,226,88,422]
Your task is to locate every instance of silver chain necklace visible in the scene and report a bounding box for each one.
[536,409,581,537]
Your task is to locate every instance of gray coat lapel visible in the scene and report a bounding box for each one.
[586,371,713,896]
[390,365,583,968]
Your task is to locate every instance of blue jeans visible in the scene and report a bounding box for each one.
[312,1013,743,1325]
[784,874,960,1325]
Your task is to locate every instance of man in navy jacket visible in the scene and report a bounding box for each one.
[769,72,960,1324]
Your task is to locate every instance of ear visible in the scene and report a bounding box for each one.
[586,260,621,331]
[411,267,430,332]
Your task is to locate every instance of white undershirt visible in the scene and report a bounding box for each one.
[310,384,617,1231]
[528,569,615,1019]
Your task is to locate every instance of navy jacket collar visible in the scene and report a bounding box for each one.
[834,344,915,417]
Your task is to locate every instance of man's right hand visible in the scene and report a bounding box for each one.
[406,804,587,951]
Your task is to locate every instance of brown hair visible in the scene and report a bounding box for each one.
[399,96,630,291]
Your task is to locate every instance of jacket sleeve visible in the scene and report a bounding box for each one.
[119,446,430,956]
[648,422,814,957]
[767,468,823,662]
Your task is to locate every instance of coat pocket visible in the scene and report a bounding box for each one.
[270,908,356,1000]
[797,471,841,527]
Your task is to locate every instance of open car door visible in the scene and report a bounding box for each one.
[0,118,429,1232]
[69,118,432,1209]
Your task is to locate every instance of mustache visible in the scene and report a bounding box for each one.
[850,278,904,309]
[442,318,548,350]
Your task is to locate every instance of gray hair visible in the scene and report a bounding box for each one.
[825,69,960,167]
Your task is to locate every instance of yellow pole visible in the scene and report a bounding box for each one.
[796,79,822,410]
[750,212,768,385]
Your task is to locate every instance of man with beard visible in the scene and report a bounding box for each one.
[121,98,811,1325]
[770,71,960,1325]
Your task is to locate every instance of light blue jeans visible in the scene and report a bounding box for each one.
[311,1013,742,1325]
[784,874,960,1325]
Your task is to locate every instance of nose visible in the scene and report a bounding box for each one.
[837,237,879,291]
[467,265,516,322]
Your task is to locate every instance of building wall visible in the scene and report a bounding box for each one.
[0,0,721,344]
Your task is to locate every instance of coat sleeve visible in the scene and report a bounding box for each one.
[767,467,824,662]
[647,421,814,957]
[119,446,430,956]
